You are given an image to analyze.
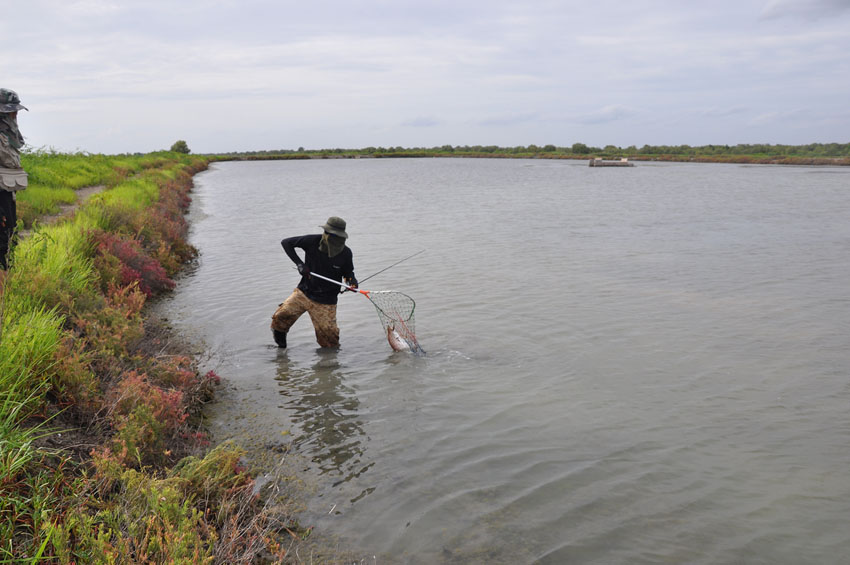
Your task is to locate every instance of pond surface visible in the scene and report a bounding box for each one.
[162,158,850,564]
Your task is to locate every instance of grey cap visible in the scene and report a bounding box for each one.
[320,216,348,239]
[0,89,27,113]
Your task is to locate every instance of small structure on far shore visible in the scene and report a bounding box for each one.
[589,157,635,167]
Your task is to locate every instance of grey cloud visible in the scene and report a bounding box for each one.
[701,106,750,118]
[575,106,637,125]
[748,108,807,125]
[760,0,850,20]
[5,1,850,153]
[476,113,538,127]
[403,117,440,128]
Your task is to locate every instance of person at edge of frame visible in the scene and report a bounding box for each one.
[270,216,358,349]
[0,88,29,293]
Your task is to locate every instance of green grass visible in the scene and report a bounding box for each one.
[14,184,77,225]
[15,150,175,227]
[0,294,60,558]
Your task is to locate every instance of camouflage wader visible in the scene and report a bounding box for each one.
[0,89,27,272]
[271,288,340,348]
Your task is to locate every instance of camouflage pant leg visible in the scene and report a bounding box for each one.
[306,301,340,348]
[271,288,340,348]
[271,289,310,333]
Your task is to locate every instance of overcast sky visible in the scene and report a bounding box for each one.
[3,0,849,154]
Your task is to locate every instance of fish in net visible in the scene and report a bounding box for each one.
[364,290,425,355]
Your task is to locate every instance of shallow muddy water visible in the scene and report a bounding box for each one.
[161,158,850,563]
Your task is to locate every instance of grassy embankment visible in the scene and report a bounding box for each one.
[1,151,296,563]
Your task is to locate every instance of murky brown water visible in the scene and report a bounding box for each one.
[162,158,850,564]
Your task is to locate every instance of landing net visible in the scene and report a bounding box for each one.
[365,290,425,355]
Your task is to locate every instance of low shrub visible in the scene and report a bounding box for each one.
[92,231,175,297]
[52,442,290,564]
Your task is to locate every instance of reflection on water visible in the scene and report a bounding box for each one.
[162,159,850,564]
[274,352,369,482]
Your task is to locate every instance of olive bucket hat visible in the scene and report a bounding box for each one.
[320,216,348,239]
[0,89,28,113]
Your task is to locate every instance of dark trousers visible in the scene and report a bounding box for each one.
[0,191,15,270]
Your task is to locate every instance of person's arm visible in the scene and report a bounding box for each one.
[342,252,357,289]
[281,235,313,276]
[281,236,305,266]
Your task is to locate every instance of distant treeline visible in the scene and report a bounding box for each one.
[210,142,850,165]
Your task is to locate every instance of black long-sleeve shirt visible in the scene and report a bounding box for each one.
[281,234,355,305]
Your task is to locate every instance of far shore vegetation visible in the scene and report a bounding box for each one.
[210,141,850,165]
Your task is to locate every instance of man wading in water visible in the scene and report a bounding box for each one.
[271,216,358,349]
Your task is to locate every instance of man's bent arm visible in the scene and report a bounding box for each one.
[281,236,304,266]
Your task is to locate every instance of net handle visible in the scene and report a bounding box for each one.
[305,270,372,298]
